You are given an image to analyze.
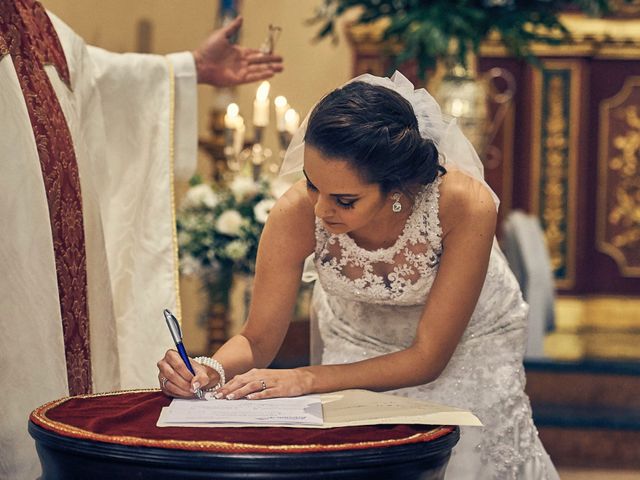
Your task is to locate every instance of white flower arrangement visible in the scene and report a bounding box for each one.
[229,176,259,202]
[182,183,220,209]
[177,175,290,277]
[215,210,245,236]
[253,198,276,224]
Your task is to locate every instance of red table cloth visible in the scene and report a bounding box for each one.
[30,389,455,453]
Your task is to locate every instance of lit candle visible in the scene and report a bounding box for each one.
[224,103,240,129]
[450,98,468,117]
[233,116,245,156]
[253,81,271,127]
[284,108,300,134]
[274,95,288,132]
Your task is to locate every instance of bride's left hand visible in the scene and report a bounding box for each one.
[215,368,312,400]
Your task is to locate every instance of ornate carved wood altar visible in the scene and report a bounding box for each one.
[346,12,640,359]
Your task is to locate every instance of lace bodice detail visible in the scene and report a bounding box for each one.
[315,178,442,306]
[311,176,558,479]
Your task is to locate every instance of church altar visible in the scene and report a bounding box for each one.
[345,10,640,361]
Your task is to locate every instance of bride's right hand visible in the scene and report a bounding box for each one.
[156,349,218,398]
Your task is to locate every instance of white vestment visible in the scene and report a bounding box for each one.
[0,12,197,479]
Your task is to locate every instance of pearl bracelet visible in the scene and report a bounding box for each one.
[194,356,226,391]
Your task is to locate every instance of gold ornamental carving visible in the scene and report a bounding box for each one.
[609,0,640,18]
[480,13,640,59]
[598,77,640,276]
[347,13,640,60]
[546,296,640,361]
[532,62,579,289]
[542,76,568,278]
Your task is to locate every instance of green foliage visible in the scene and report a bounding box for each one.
[177,174,292,307]
[309,0,613,78]
[177,177,280,277]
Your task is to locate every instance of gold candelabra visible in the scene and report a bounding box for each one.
[200,81,299,183]
[198,24,294,183]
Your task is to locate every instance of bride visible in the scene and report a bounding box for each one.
[157,71,559,479]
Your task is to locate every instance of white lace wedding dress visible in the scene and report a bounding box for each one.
[310,177,559,479]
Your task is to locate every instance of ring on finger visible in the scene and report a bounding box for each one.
[260,379,267,391]
[160,376,168,389]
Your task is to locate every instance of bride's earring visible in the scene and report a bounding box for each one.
[391,193,402,213]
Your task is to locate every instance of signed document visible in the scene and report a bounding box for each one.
[161,395,324,426]
[157,389,482,428]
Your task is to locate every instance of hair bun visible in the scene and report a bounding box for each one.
[305,81,446,193]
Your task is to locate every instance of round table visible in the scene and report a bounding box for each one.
[29,390,459,479]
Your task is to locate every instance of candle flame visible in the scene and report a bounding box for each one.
[284,108,300,133]
[284,108,297,124]
[256,81,270,101]
[450,98,467,117]
[275,95,288,108]
[226,103,239,117]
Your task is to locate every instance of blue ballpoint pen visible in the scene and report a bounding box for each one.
[163,309,204,399]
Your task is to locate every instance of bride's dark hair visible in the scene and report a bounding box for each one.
[304,81,445,194]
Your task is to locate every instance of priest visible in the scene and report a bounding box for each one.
[0,1,283,477]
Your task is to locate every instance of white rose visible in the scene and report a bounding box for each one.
[224,240,250,261]
[182,184,219,209]
[253,198,276,224]
[215,209,244,236]
[269,177,293,199]
[230,176,259,202]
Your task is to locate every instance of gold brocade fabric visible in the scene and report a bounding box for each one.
[0,0,91,394]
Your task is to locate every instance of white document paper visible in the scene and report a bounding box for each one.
[320,389,481,427]
[161,395,323,426]
[157,389,482,428]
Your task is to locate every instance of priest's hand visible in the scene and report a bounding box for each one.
[157,349,220,398]
[213,368,312,400]
[193,16,283,87]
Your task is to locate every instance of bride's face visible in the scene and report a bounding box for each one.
[303,145,388,235]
